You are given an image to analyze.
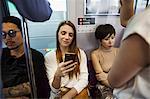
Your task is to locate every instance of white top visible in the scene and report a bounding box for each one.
[114,6,150,99]
[45,48,88,98]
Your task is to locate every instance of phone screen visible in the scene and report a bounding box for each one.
[64,53,77,62]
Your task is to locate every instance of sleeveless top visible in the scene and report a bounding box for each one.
[114,6,150,99]
[94,47,118,73]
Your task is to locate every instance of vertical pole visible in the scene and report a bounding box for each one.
[146,0,149,7]
[134,0,138,14]
[0,0,10,98]
[0,0,2,97]
[21,18,37,98]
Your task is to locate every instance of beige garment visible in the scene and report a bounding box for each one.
[94,47,118,73]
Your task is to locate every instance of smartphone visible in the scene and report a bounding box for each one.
[64,53,77,62]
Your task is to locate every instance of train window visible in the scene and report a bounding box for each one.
[8,0,67,54]
[134,0,150,13]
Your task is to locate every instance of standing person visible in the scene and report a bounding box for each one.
[119,0,134,27]
[1,16,50,98]
[108,0,150,98]
[114,0,134,47]
[45,21,89,99]
[91,24,118,99]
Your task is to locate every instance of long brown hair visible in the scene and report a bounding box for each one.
[56,21,80,79]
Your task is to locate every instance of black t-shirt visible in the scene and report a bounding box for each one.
[1,48,50,98]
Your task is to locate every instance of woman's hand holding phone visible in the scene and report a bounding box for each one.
[55,61,77,77]
[63,60,77,75]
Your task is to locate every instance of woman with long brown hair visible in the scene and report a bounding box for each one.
[45,21,88,99]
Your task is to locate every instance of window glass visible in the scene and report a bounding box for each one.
[8,0,67,54]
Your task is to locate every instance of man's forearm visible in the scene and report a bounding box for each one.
[2,82,31,97]
[120,0,134,27]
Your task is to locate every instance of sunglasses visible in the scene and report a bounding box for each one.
[2,30,20,39]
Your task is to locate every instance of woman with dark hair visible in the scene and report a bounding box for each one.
[45,21,89,99]
[91,24,118,99]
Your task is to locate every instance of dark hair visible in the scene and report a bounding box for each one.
[95,24,116,42]
[2,16,22,32]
